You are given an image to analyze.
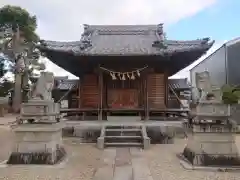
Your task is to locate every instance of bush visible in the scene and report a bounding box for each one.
[221,85,240,105]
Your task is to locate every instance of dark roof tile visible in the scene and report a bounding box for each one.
[39,24,214,56]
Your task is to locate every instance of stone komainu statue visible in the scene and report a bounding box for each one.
[31,72,54,100]
[18,72,60,124]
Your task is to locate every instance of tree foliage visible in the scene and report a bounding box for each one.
[0,5,45,108]
[0,5,45,79]
[0,5,39,42]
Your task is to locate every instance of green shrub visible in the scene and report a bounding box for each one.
[221,85,240,105]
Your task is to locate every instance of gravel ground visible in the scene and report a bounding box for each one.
[0,126,103,180]
[0,123,240,179]
[145,138,240,180]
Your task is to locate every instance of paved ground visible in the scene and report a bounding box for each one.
[0,115,239,179]
[0,114,17,125]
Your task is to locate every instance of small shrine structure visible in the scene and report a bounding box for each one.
[37,24,214,120]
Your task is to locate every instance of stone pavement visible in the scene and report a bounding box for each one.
[0,114,17,125]
[94,148,153,180]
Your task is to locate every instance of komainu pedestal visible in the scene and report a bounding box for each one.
[8,72,66,165]
[7,123,66,165]
[19,99,60,123]
[182,101,240,167]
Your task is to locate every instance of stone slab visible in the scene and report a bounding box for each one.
[93,148,116,180]
[130,148,144,158]
[11,122,64,132]
[93,166,114,180]
[65,120,183,128]
[113,166,133,180]
[131,149,153,180]
[102,148,116,167]
[115,148,131,166]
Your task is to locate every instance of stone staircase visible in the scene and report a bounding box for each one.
[97,125,150,149]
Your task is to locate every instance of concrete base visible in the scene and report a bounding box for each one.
[177,153,240,171]
[143,137,150,149]
[107,116,141,121]
[183,132,240,166]
[7,123,66,165]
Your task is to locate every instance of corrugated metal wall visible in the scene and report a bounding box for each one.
[190,46,227,88]
[227,41,240,85]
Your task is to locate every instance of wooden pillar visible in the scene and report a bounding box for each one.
[165,71,169,108]
[98,69,103,120]
[78,78,85,120]
[139,78,143,119]
[145,74,149,120]
[78,79,81,109]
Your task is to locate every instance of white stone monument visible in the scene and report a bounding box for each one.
[7,72,66,165]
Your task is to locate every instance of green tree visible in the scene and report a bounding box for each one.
[0,5,39,42]
[0,5,45,112]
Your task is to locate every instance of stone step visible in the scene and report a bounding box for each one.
[105,142,143,147]
[105,128,141,132]
[104,136,143,143]
[105,126,142,129]
[105,135,142,139]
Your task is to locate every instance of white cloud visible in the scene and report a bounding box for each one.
[0,0,217,78]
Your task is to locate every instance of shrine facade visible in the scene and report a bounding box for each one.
[37,24,214,120]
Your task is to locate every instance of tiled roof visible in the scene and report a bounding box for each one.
[168,78,191,90]
[38,24,214,56]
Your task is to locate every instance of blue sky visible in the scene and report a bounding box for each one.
[168,0,239,42]
[168,0,239,78]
